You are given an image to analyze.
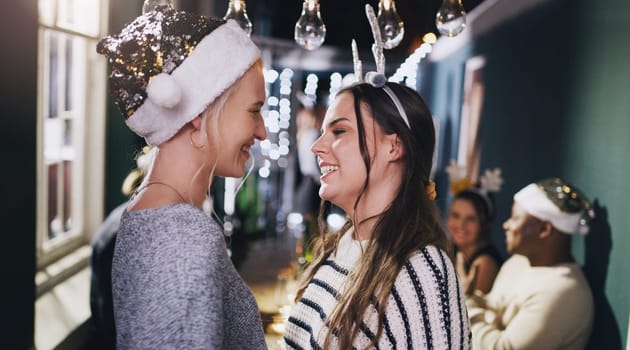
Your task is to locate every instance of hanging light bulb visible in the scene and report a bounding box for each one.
[223,0,253,36]
[294,0,326,50]
[436,0,466,37]
[142,0,173,14]
[377,0,404,49]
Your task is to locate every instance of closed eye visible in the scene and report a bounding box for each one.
[249,101,265,117]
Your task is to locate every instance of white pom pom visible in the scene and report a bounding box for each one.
[146,73,182,108]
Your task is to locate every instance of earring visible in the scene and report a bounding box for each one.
[189,130,204,149]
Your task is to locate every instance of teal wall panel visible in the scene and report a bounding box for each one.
[422,0,629,347]
[566,0,630,347]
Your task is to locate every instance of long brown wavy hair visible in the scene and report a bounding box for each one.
[295,82,450,350]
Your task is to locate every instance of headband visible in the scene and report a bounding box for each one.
[352,4,410,130]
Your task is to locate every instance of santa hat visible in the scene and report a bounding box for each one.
[514,178,595,235]
[97,6,260,145]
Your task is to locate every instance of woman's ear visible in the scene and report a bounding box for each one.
[387,135,404,161]
[190,115,202,130]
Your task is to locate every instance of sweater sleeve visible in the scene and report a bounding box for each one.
[379,246,471,349]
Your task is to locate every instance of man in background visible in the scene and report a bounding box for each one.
[467,178,594,349]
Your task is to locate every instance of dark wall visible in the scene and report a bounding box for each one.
[423,0,629,347]
[0,0,38,348]
[475,0,575,253]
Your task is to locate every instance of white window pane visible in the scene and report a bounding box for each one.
[44,118,64,162]
[39,0,56,26]
[47,163,59,239]
[57,0,101,36]
[62,160,73,233]
[41,28,86,248]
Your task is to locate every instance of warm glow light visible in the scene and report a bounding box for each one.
[423,32,437,44]
[306,0,317,11]
[233,0,243,11]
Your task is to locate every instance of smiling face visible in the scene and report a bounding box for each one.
[213,64,267,177]
[448,198,483,249]
[311,92,387,214]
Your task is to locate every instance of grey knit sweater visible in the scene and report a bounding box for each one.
[113,203,266,349]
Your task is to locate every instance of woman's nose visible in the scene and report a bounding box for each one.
[310,134,325,155]
[255,115,267,140]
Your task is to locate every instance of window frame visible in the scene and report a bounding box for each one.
[36,0,108,270]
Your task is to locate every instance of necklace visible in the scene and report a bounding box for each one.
[143,181,187,203]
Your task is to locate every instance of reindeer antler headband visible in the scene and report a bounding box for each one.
[352,4,410,129]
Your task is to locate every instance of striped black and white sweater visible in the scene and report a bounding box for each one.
[284,230,471,350]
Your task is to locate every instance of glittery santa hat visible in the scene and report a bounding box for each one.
[97,5,260,145]
[514,178,595,235]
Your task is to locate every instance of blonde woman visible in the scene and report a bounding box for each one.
[97,6,267,349]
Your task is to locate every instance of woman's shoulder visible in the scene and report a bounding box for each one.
[396,245,457,285]
[117,204,230,277]
[120,203,224,246]
[406,245,451,267]
[124,202,218,227]
[470,244,503,265]
[470,253,501,271]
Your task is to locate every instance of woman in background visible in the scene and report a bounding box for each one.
[448,189,503,294]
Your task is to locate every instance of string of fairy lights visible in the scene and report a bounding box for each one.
[138,0,466,233]
[220,0,467,49]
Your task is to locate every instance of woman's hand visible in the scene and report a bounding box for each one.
[456,251,478,295]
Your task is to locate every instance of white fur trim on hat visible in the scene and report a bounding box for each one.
[514,183,583,235]
[127,20,260,146]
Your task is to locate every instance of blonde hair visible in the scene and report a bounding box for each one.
[134,66,241,206]
[187,60,263,203]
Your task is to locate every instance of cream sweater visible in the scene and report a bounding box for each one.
[466,254,593,350]
[284,231,471,349]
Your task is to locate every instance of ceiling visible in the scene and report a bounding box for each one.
[245,0,486,54]
[202,0,484,73]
